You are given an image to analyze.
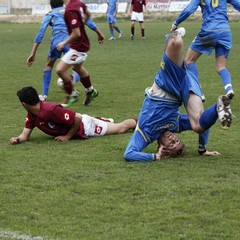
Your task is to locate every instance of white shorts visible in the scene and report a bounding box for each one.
[131,12,144,22]
[81,114,108,137]
[61,48,88,65]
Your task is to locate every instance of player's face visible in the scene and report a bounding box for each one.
[158,131,183,158]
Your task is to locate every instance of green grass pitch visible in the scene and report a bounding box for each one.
[0,20,240,239]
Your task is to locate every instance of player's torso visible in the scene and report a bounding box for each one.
[107,0,117,14]
[200,0,229,30]
[50,7,68,34]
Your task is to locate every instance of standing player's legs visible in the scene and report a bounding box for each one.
[73,64,98,106]
[216,54,234,99]
[138,12,145,39]
[39,58,56,101]
[130,11,137,40]
[185,48,202,78]
[130,21,135,40]
[215,30,234,99]
[108,15,116,40]
[139,22,145,39]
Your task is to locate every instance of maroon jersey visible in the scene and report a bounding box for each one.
[131,0,146,13]
[25,102,87,139]
[64,0,90,52]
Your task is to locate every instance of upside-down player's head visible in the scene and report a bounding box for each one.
[157,131,185,159]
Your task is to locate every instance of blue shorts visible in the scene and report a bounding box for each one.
[190,29,232,58]
[107,15,116,24]
[48,32,69,60]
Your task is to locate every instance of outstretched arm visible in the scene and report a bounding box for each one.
[86,18,105,44]
[10,127,33,145]
[170,0,200,31]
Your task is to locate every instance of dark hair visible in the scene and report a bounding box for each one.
[17,86,40,106]
[50,0,64,9]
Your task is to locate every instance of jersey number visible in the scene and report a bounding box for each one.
[212,0,218,7]
[200,0,218,7]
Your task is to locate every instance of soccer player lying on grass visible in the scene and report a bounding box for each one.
[10,86,136,144]
[124,28,232,161]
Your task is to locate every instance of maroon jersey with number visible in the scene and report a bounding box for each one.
[64,0,90,52]
[131,0,146,13]
[25,102,87,139]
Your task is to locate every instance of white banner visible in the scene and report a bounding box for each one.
[86,3,127,13]
[169,1,191,12]
[32,5,51,15]
[146,2,170,12]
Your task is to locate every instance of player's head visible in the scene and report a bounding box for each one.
[50,0,64,9]
[17,86,40,106]
[157,131,185,159]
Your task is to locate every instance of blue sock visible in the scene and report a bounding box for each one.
[42,70,52,96]
[72,71,80,83]
[187,62,199,78]
[114,26,121,33]
[218,68,233,94]
[199,103,218,129]
[110,28,114,37]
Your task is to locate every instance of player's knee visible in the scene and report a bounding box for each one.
[191,124,204,134]
[55,66,63,76]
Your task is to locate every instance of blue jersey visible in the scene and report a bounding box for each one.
[34,7,97,44]
[34,6,67,43]
[174,0,240,31]
[33,6,97,60]
[107,0,118,16]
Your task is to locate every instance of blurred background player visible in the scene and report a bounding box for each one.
[106,0,122,40]
[130,0,146,40]
[170,0,240,101]
[27,0,104,102]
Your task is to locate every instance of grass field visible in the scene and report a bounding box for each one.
[0,20,240,239]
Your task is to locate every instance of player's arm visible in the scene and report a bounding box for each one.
[143,0,147,12]
[170,0,200,31]
[84,8,91,23]
[10,127,33,145]
[27,13,52,66]
[198,129,221,156]
[229,0,240,11]
[86,18,104,44]
[54,114,82,142]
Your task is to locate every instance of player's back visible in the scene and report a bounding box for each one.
[200,0,229,30]
[50,6,68,34]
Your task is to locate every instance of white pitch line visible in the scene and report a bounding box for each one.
[0,230,54,240]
